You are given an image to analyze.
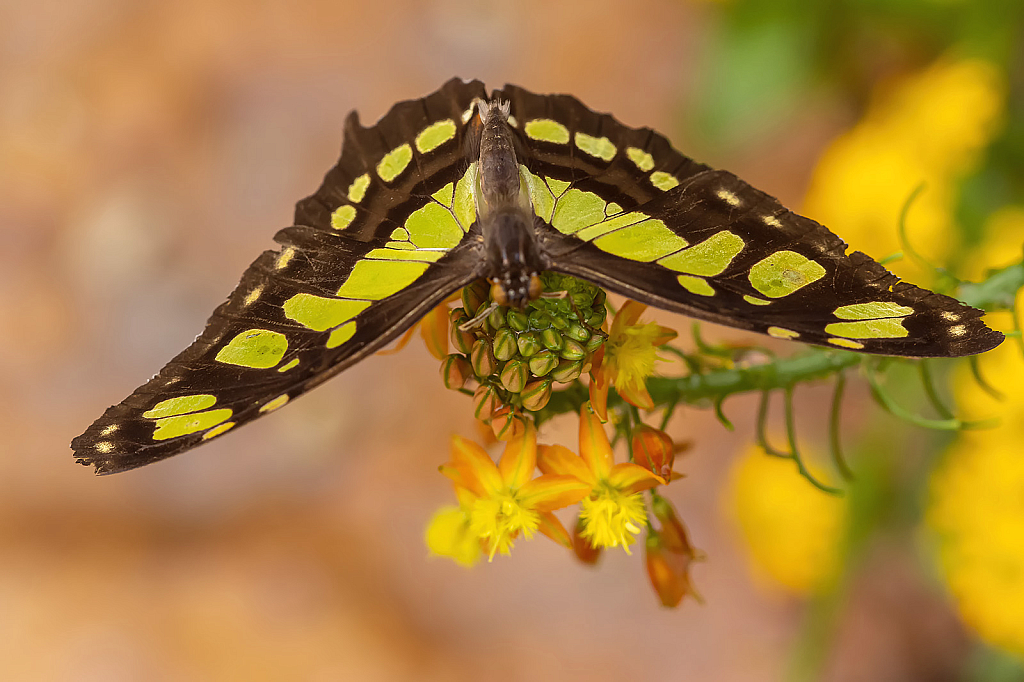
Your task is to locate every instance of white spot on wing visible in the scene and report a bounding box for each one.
[243,286,263,307]
[716,189,741,207]
[95,441,114,453]
[100,425,119,436]
[763,215,783,228]
[949,324,967,337]
[941,311,960,322]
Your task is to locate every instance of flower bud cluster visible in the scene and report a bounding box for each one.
[440,274,607,436]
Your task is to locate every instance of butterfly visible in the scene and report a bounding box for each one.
[72,77,1003,474]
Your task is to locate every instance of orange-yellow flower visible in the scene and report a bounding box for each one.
[438,423,591,560]
[538,404,665,553]
[590,300,676,417]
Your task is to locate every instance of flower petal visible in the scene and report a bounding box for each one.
[579,404,614,477]
[419,304,451,360]
[652,325,678,347]
[537,444,597,486]
[450,435,503,496]
[589,378,610,422]
[608,462,665,494]
[498,421,537,489]
[537,512,573,549]
[425,506,481,567]
[618,382,655,410]
[612,300,648,336]
[518,474,591,512]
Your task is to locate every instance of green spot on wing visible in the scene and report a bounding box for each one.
[390,227,410,241]
[825,319,909,339]
[283,294,370,332]
[743,295,771,306]
[575,211,648,242]
[650,171,679,191]
[545,177,571,197]
[524,167,554,222]
[627,147,655,172]
[767,327,800,339]
[152,408,233,441]
[365,247,446,262]
[658,231,745,276]
[524,119,570,144]
[453,163,477,230]
[327,321,357,349]
[377,143,413,182]
[748,250,826,298]
[331,205,356,230]
[431,182,455,208]
[335,260,430,300]
[592,219,688,261]
[143,394,218,419]
[574,132,616,161]
[277,358,300,373]
[677,275,715,296]
[348,174,370,203]
[215,329,288,369]
[550,188,606,235]
[834,301,915,320]
[405,202,463,249]
[416,119,456,154]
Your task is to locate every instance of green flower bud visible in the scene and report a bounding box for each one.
[566,323,590,343]
[500,358,529,394]
[528,309,551,329]
[440,354,472,390]
[487,305,507,331]
[551,359,583,383]
[520,378,553,411]
[473,384,501,421]
[585,333,606,353]
[559,338,586,361]
[550,315,569,331]
[540,328,564,352]
[506,309,529,332]
[587,309,606,328]
[528,349,558,377]
[470,339,496,378]
[492,327,518,361]
[517,331,542,358]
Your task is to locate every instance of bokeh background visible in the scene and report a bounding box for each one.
[2,0,1023,680]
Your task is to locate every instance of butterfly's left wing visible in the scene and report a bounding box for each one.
[495,84,1003,358]
[73,78,487,473]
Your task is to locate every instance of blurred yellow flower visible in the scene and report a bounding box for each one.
[725,445,847,595]
[961,206,1024,281]
[804,58,1005,284]
[927,339,1024,659]
[426,503,482,568]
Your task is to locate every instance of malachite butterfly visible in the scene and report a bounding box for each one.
[72,78,1003,473]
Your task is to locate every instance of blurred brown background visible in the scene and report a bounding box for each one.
[1,1,1020,680]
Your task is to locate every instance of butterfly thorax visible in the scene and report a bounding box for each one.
[475,99,543,308]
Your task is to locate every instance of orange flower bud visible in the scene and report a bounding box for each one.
[461,280,490,315]
[645,498,702,607]
[490,407,526,441]
[470,339,497,378]
[572,516,602,565]
[632,425,675,478]
[520,378,553,411]
[645,531,693,608]
[440,354,472,390]
[500,358,529,394]
[473,384,501,421]
[651,496,696,555]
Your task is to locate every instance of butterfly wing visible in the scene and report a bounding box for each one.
[73,78,487,473]
[495,84,1003,358]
